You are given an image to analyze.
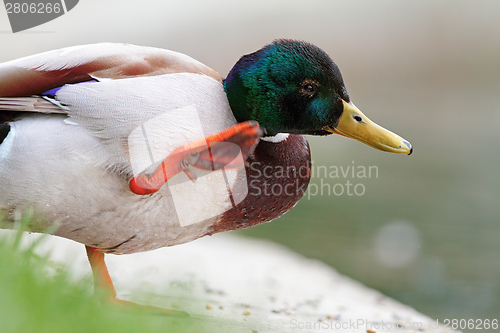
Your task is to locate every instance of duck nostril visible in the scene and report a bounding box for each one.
[353,115,362,122]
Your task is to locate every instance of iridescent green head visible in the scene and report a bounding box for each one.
[224,39,348,135]
[224,39,412,154]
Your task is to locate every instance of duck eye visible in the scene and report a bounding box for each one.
[354,115,363,122]
[299,79,320,97]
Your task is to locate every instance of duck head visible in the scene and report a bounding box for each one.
[224,39,412,155]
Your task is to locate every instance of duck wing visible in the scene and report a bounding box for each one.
[0,43,222,98]
[0,44,259,193]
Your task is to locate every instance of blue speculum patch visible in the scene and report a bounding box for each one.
[41,79,99,97]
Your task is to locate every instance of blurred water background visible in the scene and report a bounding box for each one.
[1,1,499,330]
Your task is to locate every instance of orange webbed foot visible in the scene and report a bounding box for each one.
[85,246,188,317]
[107,297,189,317]
[129,121,263,195]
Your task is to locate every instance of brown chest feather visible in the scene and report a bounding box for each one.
[210,135,311,234]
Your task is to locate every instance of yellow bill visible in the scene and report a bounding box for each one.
[325,100,412,155]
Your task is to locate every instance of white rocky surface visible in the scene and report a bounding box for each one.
[3,230,458,333]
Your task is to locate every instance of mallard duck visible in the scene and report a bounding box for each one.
[0,39,411,310]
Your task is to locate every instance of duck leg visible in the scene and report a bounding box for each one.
[85,246,117,298]
[129,120,263,195]
[85,245,188,316]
